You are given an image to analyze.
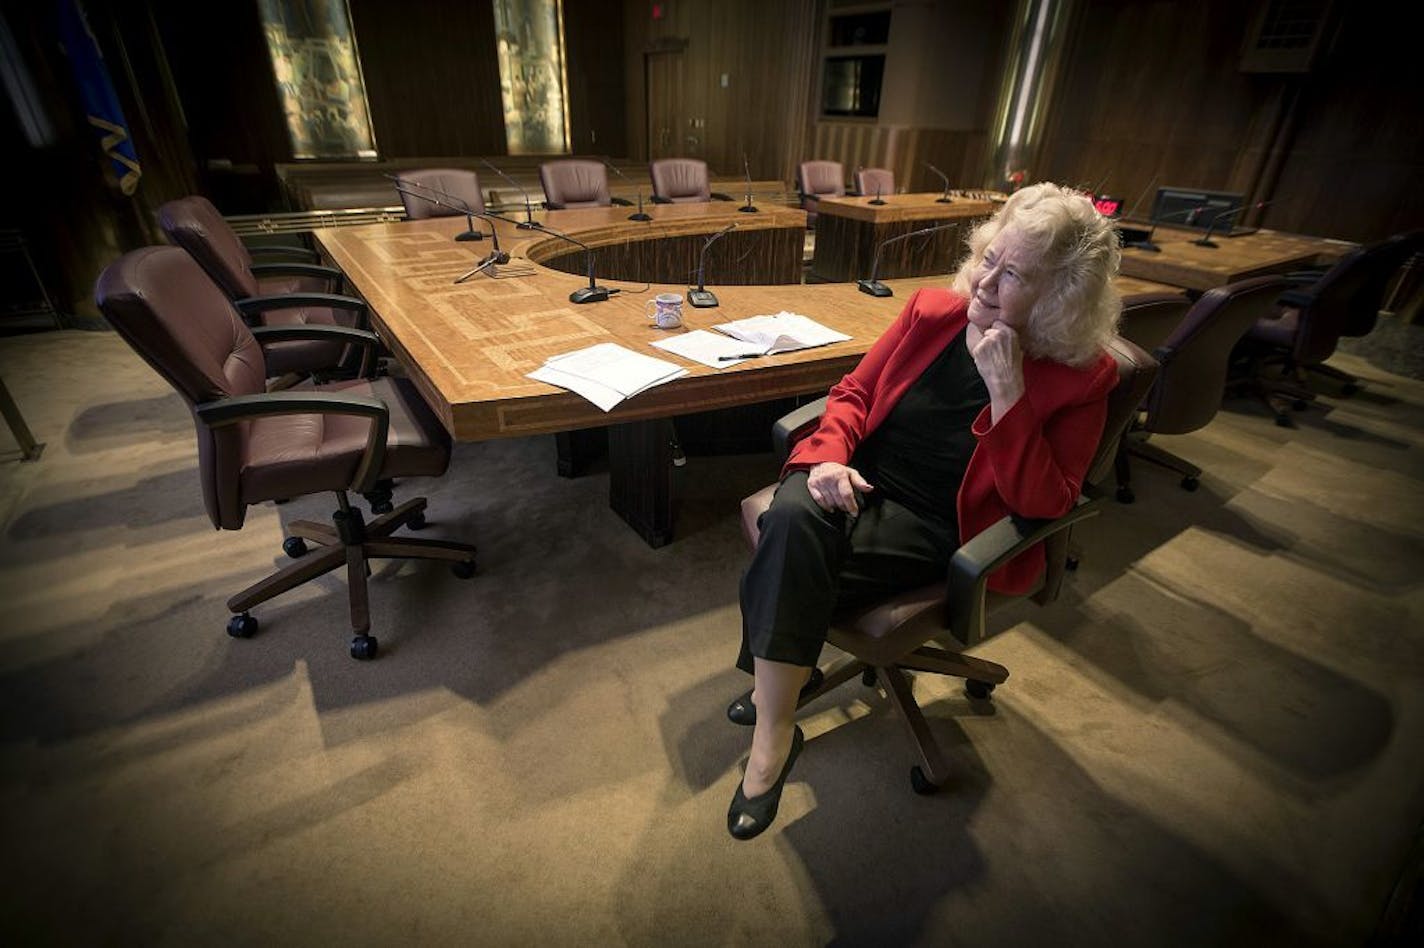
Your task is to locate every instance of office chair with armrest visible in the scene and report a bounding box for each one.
[1233,233,1418,425]
[797,160,846,228]
[394,168,486,219]
[539,159,633,209]
[854,167,894,200]
[1114,276,1292,502]
[738,336,1157,792]
[158,196,364,382]
[648,158,734,204]
[96,246,477,661]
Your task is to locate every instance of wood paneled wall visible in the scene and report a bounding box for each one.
[1035,0,1423,243]
[622,0,820,183]
[808,124,990,194]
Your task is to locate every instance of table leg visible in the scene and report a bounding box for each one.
[608,418,676,548]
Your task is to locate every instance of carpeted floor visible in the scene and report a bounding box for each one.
[1,328,1421,945]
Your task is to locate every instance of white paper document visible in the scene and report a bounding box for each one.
[527,343,687,412]
[649,329,772,367]
[711,311,851,355]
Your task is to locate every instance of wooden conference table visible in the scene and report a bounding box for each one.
[810,192,998,283]
[314,202,1177,546]
[1117,223,1352,292]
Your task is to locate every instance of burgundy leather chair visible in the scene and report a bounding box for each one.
[797,160,846,227]
[854,167,894,200]
[96,246,477,661]
[540,159,615,209]
[395,168,486,219]
[158,196,364,381]
[648,158,733,204]
[1115,277,1292,502]
[737,336,1157,793]
[1241,230,1422,416]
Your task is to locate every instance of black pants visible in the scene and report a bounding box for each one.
[737,471,958,673]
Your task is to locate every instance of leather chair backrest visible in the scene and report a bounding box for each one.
[1085,335,1159,487]
[649,158,711,203]
[158,195,259,300]
[540,159,611,208]
[1117,292,1193,354]
[96,246,266,531]
[1146,275,1293,435]
[1301,231,1421,347]
[397,168,485,219]
[855,167,894,198]
[798,161,846,200]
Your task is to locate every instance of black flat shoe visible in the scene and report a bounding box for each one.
[727,725,805,841]
[726,667,824,726]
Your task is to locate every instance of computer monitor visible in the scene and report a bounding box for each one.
[1149,186,1252,235]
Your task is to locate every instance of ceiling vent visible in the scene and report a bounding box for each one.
[1240,0,1335,73]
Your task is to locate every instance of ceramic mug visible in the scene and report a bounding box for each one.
[645,292,684,330]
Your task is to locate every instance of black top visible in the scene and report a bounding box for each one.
[853,329,990,527]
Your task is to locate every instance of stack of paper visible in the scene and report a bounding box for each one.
[712,312,851,356]
[527,343,688,411]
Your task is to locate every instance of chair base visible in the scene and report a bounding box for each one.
[225,493,477,658]
[1115,433,1203,502]
[796,647,1009,792]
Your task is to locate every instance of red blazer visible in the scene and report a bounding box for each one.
[785,288,1117,594]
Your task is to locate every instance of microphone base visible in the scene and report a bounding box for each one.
[1192,237,1219,248]
[627,211,653,222]
[857,280,893,298]
[569,285,611,304]
[1125,240,1162,253]
[738,204,759,213]
[936,195,954,204]
[868,199,887,206]
[688,288,719,308]
[455,231,484,242]
[517,222,539,230]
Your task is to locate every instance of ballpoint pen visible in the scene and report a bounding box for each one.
[718,353,768,361]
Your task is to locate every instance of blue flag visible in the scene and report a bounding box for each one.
[57,0,141,195]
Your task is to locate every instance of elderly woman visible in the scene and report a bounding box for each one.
[727,182,1123,840]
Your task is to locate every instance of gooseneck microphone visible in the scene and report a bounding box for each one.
[453,210,512,283]
[856,222,959,297]
[481,158,538,229]
[1121,204,1209,253]
[924,162,953,204]
[1191,202,1268,248]
[738,154,758,214]
[688,223,737,308]
[514,219,611,304]
[386,174,485,242]
[604,160,652,222]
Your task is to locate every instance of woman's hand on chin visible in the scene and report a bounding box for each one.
[969,321,1026,420]
[806,462,873,516]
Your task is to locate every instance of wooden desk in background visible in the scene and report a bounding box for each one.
[810,193,996,283]
[315,207,1181,546]
[1118,224,1353,292]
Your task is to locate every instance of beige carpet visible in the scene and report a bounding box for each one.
[1,328,1421,945]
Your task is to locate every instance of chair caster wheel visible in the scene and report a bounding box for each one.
[451,559,477,579]
[964,679,995,700]
[861,668,878,688]
[370,500,394,515]
[1116,485,1135,504]
[350,634,378,660]
[1292,399,1309,411]
[408,511,426,530]
[227,613,258,638]
[1066,556,1080,572]
[1340,383,1359,396]
[1274,414,1293,428]
[1180,476,1199,492]
[282,536,308,558]
[910,766,940,795]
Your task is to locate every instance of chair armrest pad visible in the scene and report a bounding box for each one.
[236,292,368,316]
[772,397,828,461]
[195,391,389,491]
[249,262,342,282]
[247,245,318,262]
[945,495,1104,645]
